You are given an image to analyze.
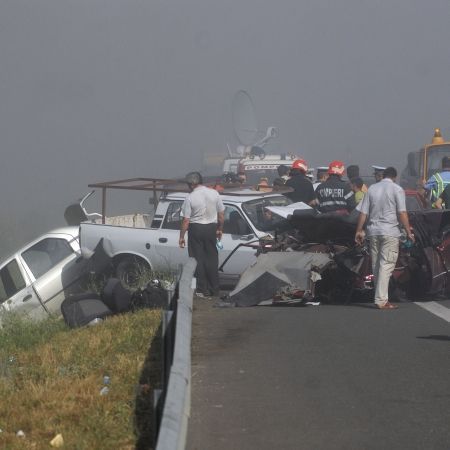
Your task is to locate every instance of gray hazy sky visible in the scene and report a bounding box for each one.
[1,1,450,247]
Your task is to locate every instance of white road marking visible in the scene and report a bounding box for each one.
[414,301,450,323]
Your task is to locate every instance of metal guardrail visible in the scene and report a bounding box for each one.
[155,258,196,450]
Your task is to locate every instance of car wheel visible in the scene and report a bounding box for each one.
[115,256,149,289]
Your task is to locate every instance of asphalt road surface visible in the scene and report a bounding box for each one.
[187,297,450,450]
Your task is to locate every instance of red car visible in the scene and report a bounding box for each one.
[404,189,430,211]
[253,192,450,303]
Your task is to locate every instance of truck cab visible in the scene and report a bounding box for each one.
[401,128,450,189]
[238,153,301,186]
[147,190,291,286]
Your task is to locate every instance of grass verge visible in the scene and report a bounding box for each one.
[0,309,162,449]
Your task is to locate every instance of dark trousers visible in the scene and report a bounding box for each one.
[188,223,219,295]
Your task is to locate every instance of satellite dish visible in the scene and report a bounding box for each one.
[232,90,258,146]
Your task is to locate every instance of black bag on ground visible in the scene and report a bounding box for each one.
[61,293,113,328]
[130,282,167,310]
[102,278,132,313]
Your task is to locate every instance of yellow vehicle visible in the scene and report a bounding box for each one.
[401,128,450,189]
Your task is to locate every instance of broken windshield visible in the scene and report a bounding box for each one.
[242,196,291,231]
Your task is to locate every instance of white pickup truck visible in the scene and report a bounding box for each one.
[79,189,291,287]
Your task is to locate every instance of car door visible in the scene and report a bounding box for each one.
[219,205,258,276]
[150,200,190,272]
[0,258,48,320]
[20,236,86,316]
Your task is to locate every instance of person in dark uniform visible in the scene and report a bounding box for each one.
[284,159,317,206]
[316,160,356,213]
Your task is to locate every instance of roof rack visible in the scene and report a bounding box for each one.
[88,178,190,223]
[88,177,291,223]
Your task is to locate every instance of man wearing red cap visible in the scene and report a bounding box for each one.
[316,161,356,213]
[284,159,317,205]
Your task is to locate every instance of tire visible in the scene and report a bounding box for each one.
[115,256,149,289]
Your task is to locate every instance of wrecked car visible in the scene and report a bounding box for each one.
[226,204,450,306]
[0,192,111,322]
[0,227,89,321]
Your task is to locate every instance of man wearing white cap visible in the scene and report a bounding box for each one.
[372,165,386,183]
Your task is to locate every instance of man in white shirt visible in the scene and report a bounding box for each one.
[179,172,225,297]
[355,167,414,309]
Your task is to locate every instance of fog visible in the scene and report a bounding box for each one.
[1,0,450,256]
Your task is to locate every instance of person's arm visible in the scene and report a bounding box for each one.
[216,195,225,240]
[306,183,318,207]
[435,197,444,209]
[423,175,436,191]
[354,212,367,245]
[179,217,190,248]
[345,189,356,211]
[396,189,415,242]
[398,211,415,242]
[179,198,191,248]
[217,211,225,239]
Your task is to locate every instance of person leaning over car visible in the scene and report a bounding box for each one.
[354,167,414,310]
[179,171,225,298]
[284,159,317,206]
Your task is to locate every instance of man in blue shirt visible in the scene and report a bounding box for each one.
[424,156,450,206]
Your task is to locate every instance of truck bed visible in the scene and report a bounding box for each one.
[94,213,153,228]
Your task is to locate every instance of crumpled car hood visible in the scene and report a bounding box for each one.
[228,251,334,307]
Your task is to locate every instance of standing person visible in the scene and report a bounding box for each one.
[272,165,290,189]
[313,166,329,191]
[346,165,368,192]
[284,159,316,206]
[179,172,225,297]
[277,165,290,182]
[372,165,386,183]
[424,156,450,206]
[354,167,414,310]
[435,183,450,209]
[316,161,355,213]
[350,177,365,204]
[284,159,317,205]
